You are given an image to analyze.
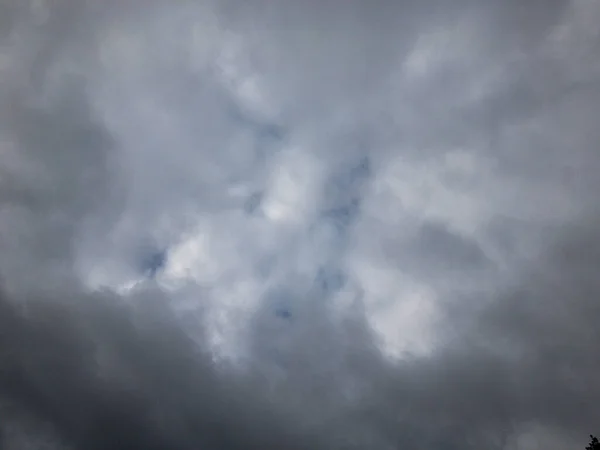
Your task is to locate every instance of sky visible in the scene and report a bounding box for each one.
[1,0,600,448]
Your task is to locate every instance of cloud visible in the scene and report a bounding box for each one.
[1,0,600,449]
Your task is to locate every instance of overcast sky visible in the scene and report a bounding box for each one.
[1,0,600,449]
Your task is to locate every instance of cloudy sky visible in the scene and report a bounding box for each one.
[1,0,600,448]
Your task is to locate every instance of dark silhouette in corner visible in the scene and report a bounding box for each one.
[587,435,600,450]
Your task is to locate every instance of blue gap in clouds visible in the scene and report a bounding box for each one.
[274,307,293,320]
[315,265,346,295]
[272,266,347,321]
[139,247,168,279]
[283,155,371,317]
[269,155,371,323]
[320,155,371,236]
[272,265,348,324]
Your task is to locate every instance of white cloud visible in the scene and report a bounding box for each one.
[56,0,595,363]
[2,1,600,448]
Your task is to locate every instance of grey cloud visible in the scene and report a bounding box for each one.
[0,286,331,450]
[2,0,600,449]
[0,86,116,293]
[0,0,120,295]
[1,217,600,449]
[397,220,492,277]
[8,216,590,450]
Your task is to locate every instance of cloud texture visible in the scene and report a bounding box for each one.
[1,0,600,448]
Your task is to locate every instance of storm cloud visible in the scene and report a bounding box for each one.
[1,0,600,449]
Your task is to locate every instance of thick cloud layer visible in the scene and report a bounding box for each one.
[1,0,600,449]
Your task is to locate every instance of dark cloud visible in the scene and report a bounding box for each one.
[0,287,331,450]
[2,0,600,449]
[1,225,600,450]
[4,219,599,449]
